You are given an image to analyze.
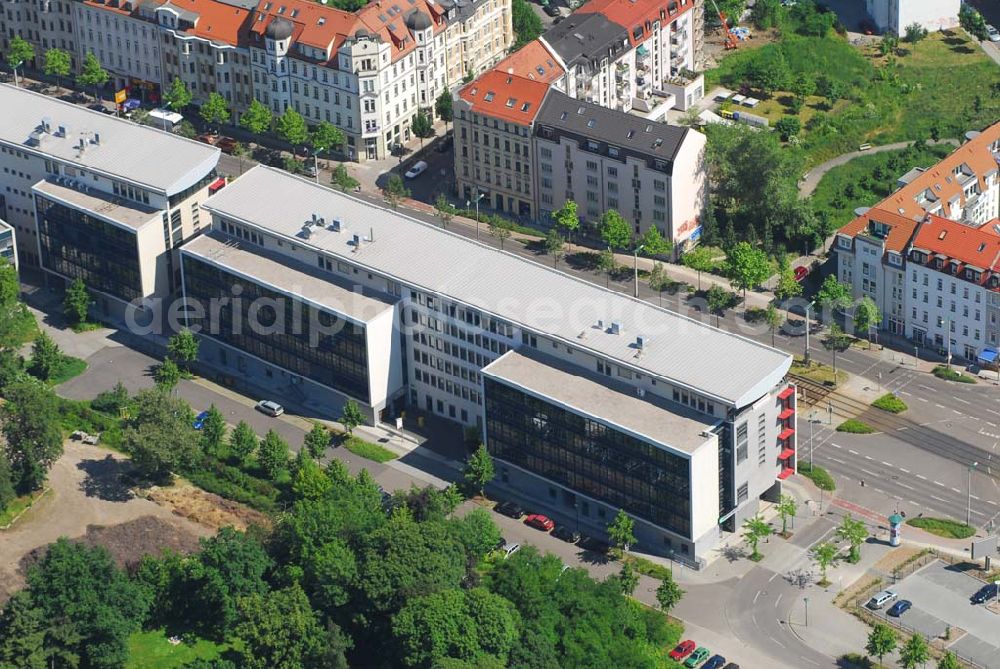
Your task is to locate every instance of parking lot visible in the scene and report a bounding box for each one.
[888,561,1000,668]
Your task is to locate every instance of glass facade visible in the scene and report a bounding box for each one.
[484,378,692,538]
[36,196,143,302]
[0,224,13,266]
[182,256,371,403]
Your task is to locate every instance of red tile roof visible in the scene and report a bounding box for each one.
[172,0,253,45]
[583,0,694,46]
[911,214,1000,273]
[458,70,551,125]
[493,40,564,84]
[837,207,923,254]
[249,0,357,62]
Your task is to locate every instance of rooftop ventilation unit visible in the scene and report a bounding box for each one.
[300,224,312,239]
[330,218,342,232]
[636,335,646,349]
[596,318,605,330]
[610,321,622,335]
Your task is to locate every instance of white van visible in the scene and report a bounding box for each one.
[866,590,898,610]
[149,108,184,129]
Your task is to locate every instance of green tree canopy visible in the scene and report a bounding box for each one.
[63,277,90,326]
[310,120,345,156]
[257,429,290,479]
[339,400,365,434]
[607,509,636,554]
[638,225,672,256]
[511,0,542,48]
[435,90,454,126]
[200,404,227,455]
[599,210,632,251]
[27,331,62,381]
[463,444,494,495]
[6,35,34,71]
[200,92,231,129]
[741,514,772,560]
[276,108,309,148]
[382,174,410,210]
[682,246,715,291]
[655,573,684,613]
[411,110,434,146]
[241,99,274,135]
[552,200,580,240]
[42,48,71,83]
[303,423,331,460]
[167,328,199,370]
[726,241,771,299]
[1,378,62,493]
[544,229,566,268]
[865,623,897,666]
[154,357,181,391]
[122,388,198,482]
[434,194,457,229]
[331,163,360,192]
[836,514,868,563]
[163,76,193,111]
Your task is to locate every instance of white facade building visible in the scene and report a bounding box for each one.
[865,0,960,37]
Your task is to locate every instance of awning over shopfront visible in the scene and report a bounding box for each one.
[208,178,227,194]
[977,348,998,363]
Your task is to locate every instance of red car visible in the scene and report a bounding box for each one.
[669,640,697,661]
[793,265,810,282]
[524,514,555,531]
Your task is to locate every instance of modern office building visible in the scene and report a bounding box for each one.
[0,219,16,271]
[181,164,794,564]
[865,0,960,37]
[0,84,220,318]
[835,122,1000,356]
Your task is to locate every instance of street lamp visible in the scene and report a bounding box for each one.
[804,300,815,365]
[632,244,645,298]
[161,100,172,132]
[803,596,809,627]
[809,411,816,467]
[466,192,484,240]
[968,461,978,527]
[12,59,23,88]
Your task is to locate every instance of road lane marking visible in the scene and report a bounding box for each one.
[849,449,859,455]
[952,487,962,494]
[918,397,929,402]
[916,474,928,480]
[775,594,783,607]
[931,495,949,503]
[934,480,945,487]
[897,426,908,431]
[881,461,893,467]
[897,482,915,491]
[862,468,877,476]
[865,455,874,460]
[828,457,846,464]
[899,468,910,473]
[831,443,842,449]
[900,390,911,396]
[754,590,762,604]
[956,397,971,405]
[769,572,778,583]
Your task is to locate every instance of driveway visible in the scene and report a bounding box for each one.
[0,441,211,600]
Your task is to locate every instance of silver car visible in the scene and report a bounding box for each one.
[255,400,285,417]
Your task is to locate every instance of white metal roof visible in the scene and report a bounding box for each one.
[0,84,219,195]
[201,166,791,406]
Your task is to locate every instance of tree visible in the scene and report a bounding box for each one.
[167,328,199,372]
[330,163,360,192]
[706,284,733,327]
[6,35,34,77]
[241,99,273,135]
[938,651,962,669]
[163,76,193,112]
[811,542,838,585]
[411,110,434,147]
[122,388,198,482]
[599,209,632,251]
[382,174,410,210]
[292,453,333,500]
[434,90,453,128]
[177,119,197,138]
[607,509,636,555]
[776,493,797,535]
[750,0,780,28]
[0,452,16,513]
[1,379,62,493]
[309,120,345,158]
[655,573,684,613]
[544,229,566,268]
[648,262,671,307]
[200,92,231,130]
[258,429,290,479]
[742,514,772,561]
[879,34,899,57]
[726,241,771,301]
[0,590,47,668]
[765,303,783,346]
[617,561,640,596]
[900,633,930,669]
[774,265,802,301]
[854,296,881,346]
[451,507,502,560]
[816,275,852,313]
[837,514,868,564]
[233,584,349,669]
[866,623,897,667]
[434,193,457,228]
[42,48,70,87]
[552,200,580,243]
[276,107,309,150]
[463,444,494,496]
[742,48,790,95]
[904,22,928,46]
[638,225,672,257]
[511,0,543,48]
[597,248,617,288]
[821,324,852,381]
[154,357,181,391]
[339,399,365,435]
[682,246,715,291]
[200,404,227,455]
[63,277,90,326]
[487,216,514,250]
[27,332,62,381]
[229,420,258,463]
[303,423,331,460]
[959,4,989,41]
[775,116,801,141]
[231,141,249,175]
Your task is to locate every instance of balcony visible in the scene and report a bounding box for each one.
[777,467,794,480]
[671,29,687,46]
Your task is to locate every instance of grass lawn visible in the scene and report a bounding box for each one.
[932,365,977,383]
[837,419,875,434]
[126,629,228,669]
[810,143,954,229]
[791,356,847,386]
[871,393,907,414]
[0,488,48,528]
[342,435,397,463]
[798,461,836,491]
[906,517,976,540]
[47,355,88,386]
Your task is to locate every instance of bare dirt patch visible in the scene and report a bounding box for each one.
[142,481,271,532]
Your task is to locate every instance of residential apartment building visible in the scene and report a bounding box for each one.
[0,0,79,70]
[180,164,795,564]
[0,219,16,270]
[75,0,165,101]
[835,122,1000,360]
[0,84,220,319]
[865,0,960,37]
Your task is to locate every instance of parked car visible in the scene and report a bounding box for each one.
[684,647,711,668]
[196,132,220,145]
[886,599,912,617]
[215,136,238,154]
[404,160,428,179]
[972,583,999,604]
[703,655,727,669]
[192,410,209,430]
[866,590,898,610]
[543,3,561,16]
[793,265,810,282]
[524,514,555,531]
[494,501,525,519]
[578,535,610,554]
[551,525,581,543]
[304,161,318,178]
[668,640,696,661]
[987,24,1000,42]
[255,400,284,417]
[87,102,114,114]
[722,664,740,669]
[501,541,520,559]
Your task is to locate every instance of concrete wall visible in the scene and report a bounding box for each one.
[688,435,720,543]
[669,128,706,251]
[867,0,960,36]
[366,304,406,417]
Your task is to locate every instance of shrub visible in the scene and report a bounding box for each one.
[798,461,836,491]
[342,435,397,463]
[837,419,875,434]
[871,393,907,414]
[932,365,977,384]
[906,517,976,539]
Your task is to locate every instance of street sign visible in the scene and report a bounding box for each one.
[114,89,127,104]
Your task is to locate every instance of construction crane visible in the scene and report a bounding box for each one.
[707,0,738,50]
